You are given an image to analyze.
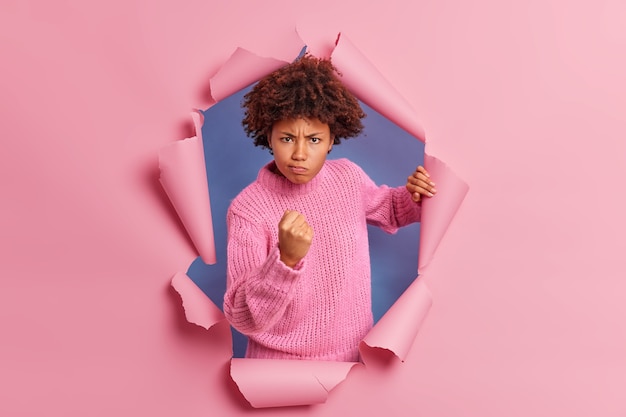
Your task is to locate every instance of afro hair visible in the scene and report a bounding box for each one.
[241,54,366,148]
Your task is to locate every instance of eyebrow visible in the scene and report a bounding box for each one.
[279,132,325,137]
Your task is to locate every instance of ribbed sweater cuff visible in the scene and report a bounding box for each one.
[259,245,305,295]
[392,187,422,225]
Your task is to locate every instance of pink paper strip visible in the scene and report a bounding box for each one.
[158,111,216,264]
[361,277,433,361]
[208,29,304,102]
[331,33,426,142]
[230,358,358,408]
[209,48,293,103]
[171,272,225,330]
[418,154,470,271]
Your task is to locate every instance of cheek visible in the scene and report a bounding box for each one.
[274,147,289,161]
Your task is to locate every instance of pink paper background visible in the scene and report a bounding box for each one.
[2,1,625,416]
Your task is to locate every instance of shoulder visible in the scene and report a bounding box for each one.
[228,181,266,222]
[325,158,359,170]
[228,162,273,210]
[324,158,366,177]
[324,158,371,184]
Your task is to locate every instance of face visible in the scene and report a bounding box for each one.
[268,118,334,184]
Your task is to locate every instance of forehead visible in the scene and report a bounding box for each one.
[271,117,330,133]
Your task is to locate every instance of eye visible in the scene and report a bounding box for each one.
[280,137,293,143]
[310,137,321,144]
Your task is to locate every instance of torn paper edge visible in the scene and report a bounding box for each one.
[158,110,216,264]
[229,358,359,408]
[361,277,433,362]
[418,153,470,272]
[331,33,426,142]
[171,272,225,330]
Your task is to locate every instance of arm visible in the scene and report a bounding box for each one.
[359,164,435,233]
[223,210,305,335]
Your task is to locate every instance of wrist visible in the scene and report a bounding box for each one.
[279,253,301,268]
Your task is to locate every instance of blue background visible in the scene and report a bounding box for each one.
[186,84,424,358]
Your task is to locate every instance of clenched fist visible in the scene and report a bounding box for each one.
[278,210,313,268]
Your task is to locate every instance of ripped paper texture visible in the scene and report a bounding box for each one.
[159,33,469,408]
[158,111,216,265]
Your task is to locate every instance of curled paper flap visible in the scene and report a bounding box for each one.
[331,33,426,142]
[209,48,291,103]
[171,272,225,330]
[209,31,305,103]
[230,358,358,408]
[418,154,470,271]
[361,278,432,361]
[159,111,216,264]
[418,154,469,271]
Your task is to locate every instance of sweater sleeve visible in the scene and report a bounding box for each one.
[356,163,422,234]
[223,209,304,335]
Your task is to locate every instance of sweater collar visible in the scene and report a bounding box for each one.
[257,161,326,195]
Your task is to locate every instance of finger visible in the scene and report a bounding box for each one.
[290,213,308,229]
[408,181,436,194]
[407,177,437,195]
[416,166,431,178]
[417,178,437,193]
[413,169,435,186]
[409,172,435,188]
[280,210,303,225]
[408,174,434,187]
[282,214,311,238]
[291,217,311,233]
[408,183,436,198]
[287,223,313,243]
[302,224,314,240]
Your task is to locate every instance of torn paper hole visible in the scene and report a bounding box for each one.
[158,32,469,408]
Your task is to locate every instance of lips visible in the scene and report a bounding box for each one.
[288,166,307,174]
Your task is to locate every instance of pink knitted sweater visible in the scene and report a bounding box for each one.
[223,158,421,362]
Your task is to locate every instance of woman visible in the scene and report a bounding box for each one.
[223,55,436,362]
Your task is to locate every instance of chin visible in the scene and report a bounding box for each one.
[288,176,311,184]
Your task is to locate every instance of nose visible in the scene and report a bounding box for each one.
[291,139,307,160]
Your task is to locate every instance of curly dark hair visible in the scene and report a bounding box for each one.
[242,54,366,148]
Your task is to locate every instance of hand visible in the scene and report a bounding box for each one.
[278,210,313,268]
[406,166,436,203]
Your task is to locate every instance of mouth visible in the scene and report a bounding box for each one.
[288,166,308,174]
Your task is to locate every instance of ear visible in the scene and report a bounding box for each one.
[328,134,335,152]
[266,132,273,150]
